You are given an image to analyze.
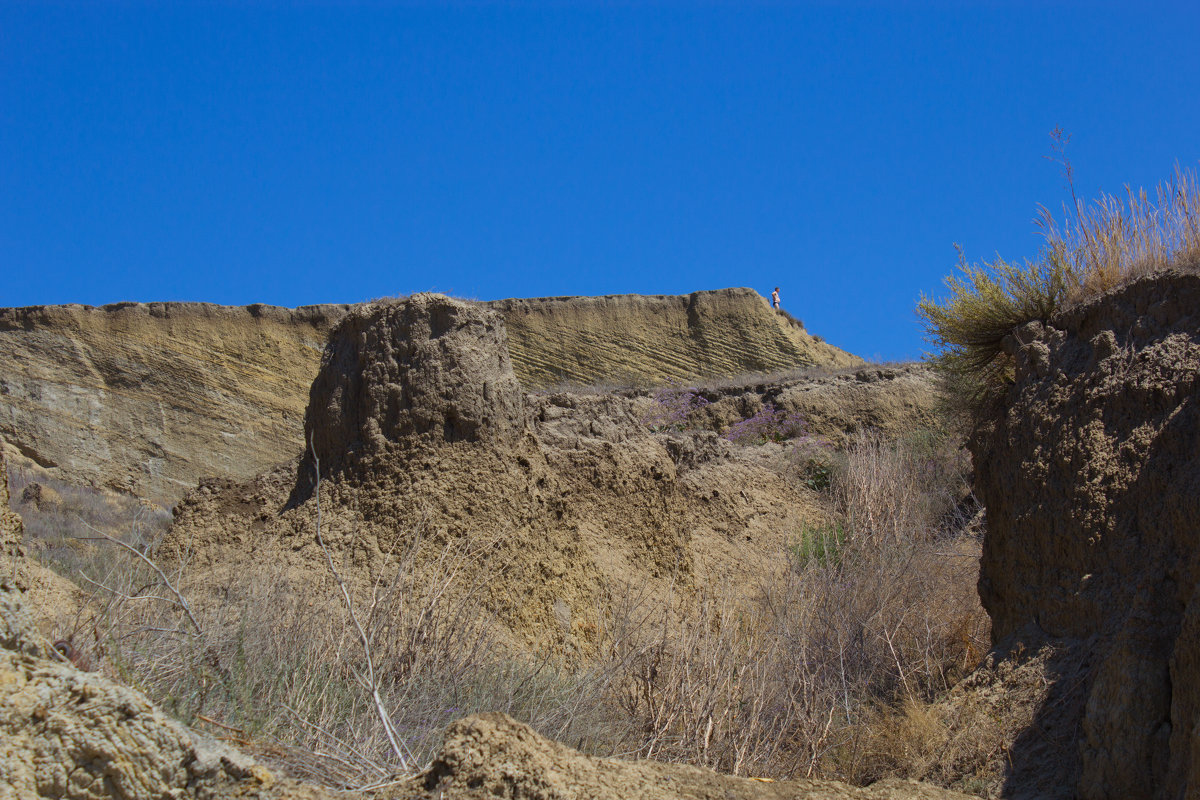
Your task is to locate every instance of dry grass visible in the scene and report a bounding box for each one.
[600,430,988,783]
[49,504,624,788]
[919,165,1200,411]
[1044,165,1200,304]
[33,427,988,791]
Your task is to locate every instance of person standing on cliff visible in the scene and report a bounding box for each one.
[771,287,781,310]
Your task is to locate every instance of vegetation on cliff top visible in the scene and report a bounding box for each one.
[919,161,1200,412]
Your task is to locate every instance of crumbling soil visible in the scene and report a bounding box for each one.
[164,296,829,653]
[395,712,976,800]
[967,270,1200,798]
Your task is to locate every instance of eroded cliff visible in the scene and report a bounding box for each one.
[495,287,859,387]
[0,302,349,504]
[968,271,1200,799]
[165,294,828,653]
[0,289,857,505]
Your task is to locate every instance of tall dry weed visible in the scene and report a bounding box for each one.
[69,522,624,789]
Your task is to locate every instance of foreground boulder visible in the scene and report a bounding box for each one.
[405,713,973,800]
[970,271,1200,798]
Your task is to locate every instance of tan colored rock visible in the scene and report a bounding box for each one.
[968,271,1200,798]
[495,287,861,388]
[0,302,350,504]
[166,296,828,653]
[1,437,21,555]
[0,290,858,506]
[304,294,525,482]
[401,712,975,800]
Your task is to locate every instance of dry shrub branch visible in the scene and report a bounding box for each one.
[603,430,987,784]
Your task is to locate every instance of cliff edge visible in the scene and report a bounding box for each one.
[0,289,857,504]
[968,271,1200,798]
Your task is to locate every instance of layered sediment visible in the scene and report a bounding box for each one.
[0,289,857,504]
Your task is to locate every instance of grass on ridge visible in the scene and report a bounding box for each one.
[919,165,1200,414]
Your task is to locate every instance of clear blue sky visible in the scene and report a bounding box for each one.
[3,2,1198,361]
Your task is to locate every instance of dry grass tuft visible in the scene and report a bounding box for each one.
[919,165,1200,412]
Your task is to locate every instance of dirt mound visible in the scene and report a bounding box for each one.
[303,293,525,486]
[966,270,1200,797]
[165,296,827,652]
[402,712,974,800]
[0,577,336,800]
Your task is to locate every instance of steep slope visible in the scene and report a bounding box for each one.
[0,302,349,504]
[0,289,857,506]
[965,271,1200,798]
[493,287,860,387]
[164,295,826,653]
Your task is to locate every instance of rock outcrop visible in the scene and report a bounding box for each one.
[495,287,860,387]
[0,289,858,506]
[968,271,1200,798]
[166,295,828,652]
[304,294,525,482]
[403,713,975,800]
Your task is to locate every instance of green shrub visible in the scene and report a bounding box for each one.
[790,523,846,567]
[917,249,1068,412]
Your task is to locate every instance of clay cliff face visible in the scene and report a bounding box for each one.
[494,287,860,387]
[0,289,857,506]
[0,302,349,504]
[166,295,829,653]
[969,271,1200,799]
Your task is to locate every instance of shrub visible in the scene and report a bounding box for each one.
[723,402,808,444]
[39,427,984,790]
[791,523,846,567]
[790,436,839,491]
[640,386,711,431]
[919,164,1200,414]
[66,522,628,789]
[605,429,987,782]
